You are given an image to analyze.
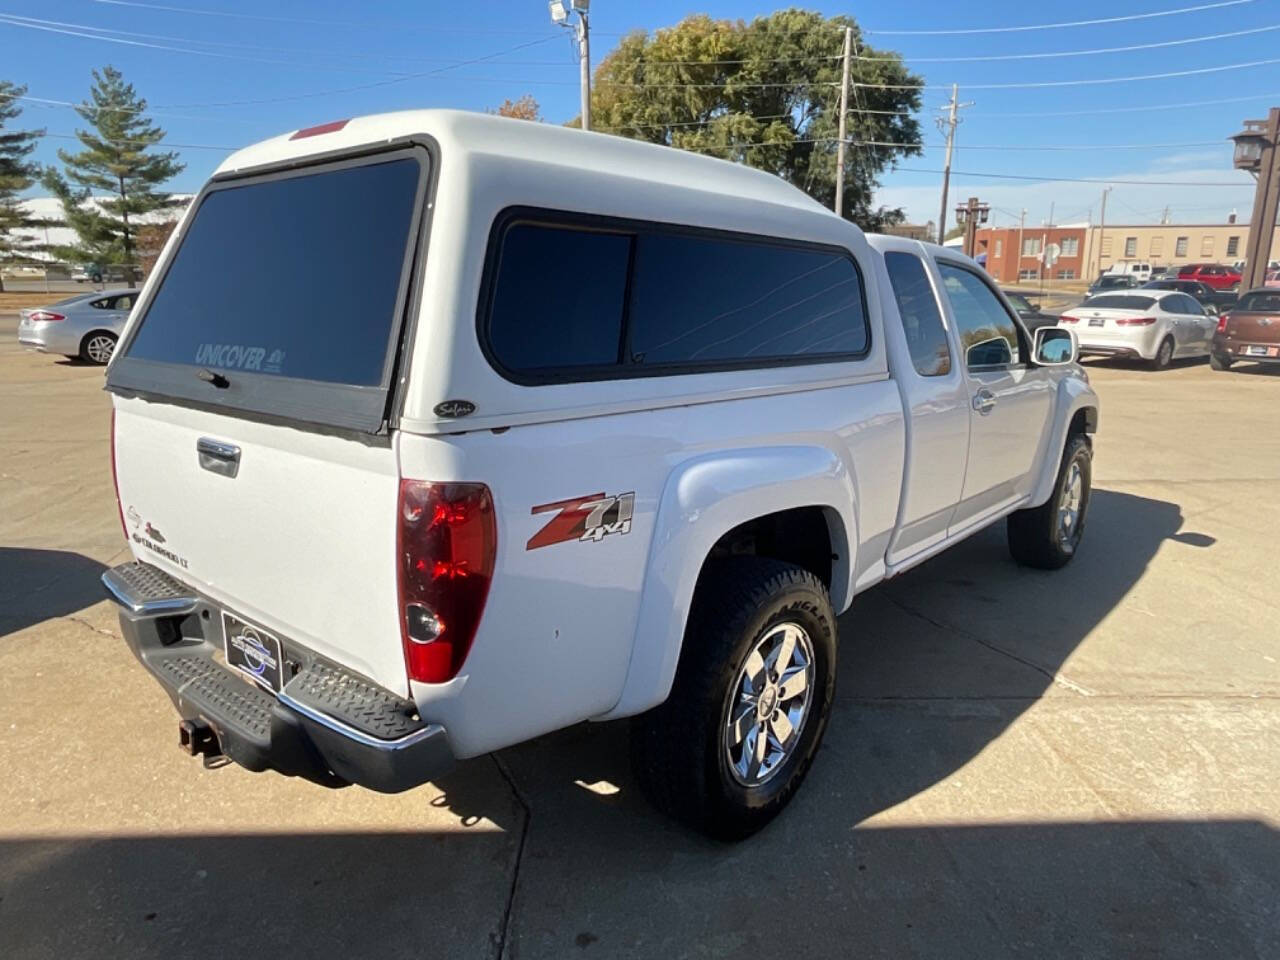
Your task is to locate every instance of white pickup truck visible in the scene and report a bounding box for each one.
[101,111,1098,839]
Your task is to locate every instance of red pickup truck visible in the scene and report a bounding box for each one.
[1177,263,1242,291]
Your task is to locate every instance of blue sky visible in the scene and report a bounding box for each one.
[4,0,1274,227]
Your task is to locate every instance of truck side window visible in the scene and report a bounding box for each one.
[936,263,1022,370]
[487,223,631,373]
[883,251,951,377]
[627,233,867,365]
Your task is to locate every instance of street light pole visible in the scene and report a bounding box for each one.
[834,26,852,217]
[550,0,591,131]
[1095,187,1111,281]
[1232,107,1280,290]
[577,9,591,131]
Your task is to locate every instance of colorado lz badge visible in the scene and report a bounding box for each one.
[527,491,635,550]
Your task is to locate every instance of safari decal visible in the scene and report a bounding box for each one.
[527,491,635,550]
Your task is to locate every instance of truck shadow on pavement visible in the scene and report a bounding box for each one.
[4,488,1254,959]
[0,547,108,638]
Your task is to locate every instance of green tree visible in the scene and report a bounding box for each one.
[0,81,44,291]
[42,66,184,276]
[584,9,922,230]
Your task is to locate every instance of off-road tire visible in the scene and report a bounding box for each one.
[630,557,837,841]
[1210,353,1234,371]
[1149,336,1175,370]
[1007,433,1093,570]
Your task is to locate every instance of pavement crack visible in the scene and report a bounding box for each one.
[490,753,530,960]
[65,615,116,638]
[883,593,1095,697]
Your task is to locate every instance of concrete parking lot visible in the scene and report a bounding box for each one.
[1,313,1277,959]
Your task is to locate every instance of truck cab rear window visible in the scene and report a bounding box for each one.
[481,211,869,382]
[122,155,423,387]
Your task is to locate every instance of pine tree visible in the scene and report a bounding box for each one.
[0,81,44,292]
[42,66,184,279]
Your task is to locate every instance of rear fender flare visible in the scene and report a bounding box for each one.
[600,445,857,720]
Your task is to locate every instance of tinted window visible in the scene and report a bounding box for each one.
[1086,295,1156,310]
[627,234,867,365]
[1238,291,1280,312]
[482,215,871,380]
[1177,295,1203,316]
[124,156,422,386]
[884,252,951,377]
[936,262,1021,368]
[1160,295,1185,315]
[488,223,629,373]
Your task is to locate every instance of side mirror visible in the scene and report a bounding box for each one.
[1204,303,1219,316]
[1034,326,1077,366]
[966,336,1014,368]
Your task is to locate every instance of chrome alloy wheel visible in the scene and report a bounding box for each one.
[1057,459,1085,551]
[723,622,815,787]
[85,334,116,364]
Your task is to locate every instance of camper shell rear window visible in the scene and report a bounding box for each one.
[107,145,431,434]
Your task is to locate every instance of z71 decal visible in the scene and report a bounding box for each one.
[527,491,635,550]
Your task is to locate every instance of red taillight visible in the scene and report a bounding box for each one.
[1115,316,1157,326]
[397,481,496,684]
[110,409,126,541]
[28,310,66,322]
[1059,315,1080,324]
[1217,313,1230,333]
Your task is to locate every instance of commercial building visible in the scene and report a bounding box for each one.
[973,221,1280,283]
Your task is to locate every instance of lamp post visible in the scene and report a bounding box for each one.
[1230,108,1280,291]
[550,0,592,131]
[954,196,989,259]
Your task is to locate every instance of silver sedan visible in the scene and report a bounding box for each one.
[17,290,137,365]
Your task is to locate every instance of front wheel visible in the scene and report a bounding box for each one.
[1008,433,1093,570]
[631,557,837,841]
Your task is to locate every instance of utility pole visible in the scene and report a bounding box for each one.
[935,84,973,244]
[1047,201,1055,228]
[1230,107,1280,290]
[1017,208,1026,283]
[834,26,853,217]
[1094,187,1111,280]
[550,0,591,131]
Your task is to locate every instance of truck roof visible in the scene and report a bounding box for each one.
[216,109,829,215]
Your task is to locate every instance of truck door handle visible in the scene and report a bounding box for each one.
[971,389,997,415]
[197,437,241,478]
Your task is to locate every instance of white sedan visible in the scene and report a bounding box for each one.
[1058,290,1216,370]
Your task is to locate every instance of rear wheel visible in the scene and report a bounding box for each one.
[1149,336,1175,370]
[631,557,837,841]
[80,331,117,365]
[1210,353,1234,371]
[1008,433,1092,570]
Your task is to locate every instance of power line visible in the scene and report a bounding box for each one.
[975,92,1280,118]
[852,22,1280,63]
[851,55,1280,91]
[856,139,1228,151]
[44,131,233,150]
[893,166,1255,188]
[861,0,1256,35]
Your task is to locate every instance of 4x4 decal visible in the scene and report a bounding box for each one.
[527,492,635,550]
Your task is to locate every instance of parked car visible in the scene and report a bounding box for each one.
[74,263,143,284]
[1140,278,1235,312]
[1104,261,1152,284]
[1177,263,1242,291]
[1211,288,1280,370]
[1059,290,1216,369]
[1001,289,1058,332]
[16,290,137,364]
[98,110,1099,840]
[1087,274,1138,297]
